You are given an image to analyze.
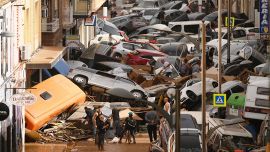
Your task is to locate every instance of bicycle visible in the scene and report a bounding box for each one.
[125,130,132,144]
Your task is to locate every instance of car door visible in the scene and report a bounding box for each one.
[113,76,136,92]
[90,71,116,89]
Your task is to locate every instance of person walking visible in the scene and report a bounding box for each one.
[163,97,171,115]
[92,108,101,143]
[119,112,137,144]
[96,114,110,151]
[145,110,159,142]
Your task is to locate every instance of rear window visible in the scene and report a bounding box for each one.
[144,10,158,15]
[255,99,270,107]
[231,85,245,93]
[171,25,182,32]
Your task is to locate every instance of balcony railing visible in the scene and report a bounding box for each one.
[42,18,60,33]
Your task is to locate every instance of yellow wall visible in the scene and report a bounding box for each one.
[24,0,41,56]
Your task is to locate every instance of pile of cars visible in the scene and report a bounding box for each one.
[26,0,269,151]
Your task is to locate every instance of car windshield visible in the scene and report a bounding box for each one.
[144,9,158,15]
[138,1,156,8]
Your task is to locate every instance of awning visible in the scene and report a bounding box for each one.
[91,0,106,12]
[26,46,67,69]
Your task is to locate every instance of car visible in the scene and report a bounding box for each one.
[94,61,133,73]
[168,20,210,35]
[96,18,121,36]
[209,81,247,105]
[180,78,218,110]
[150,9,189,25]
[156,37,176,44]
[140,8,159,22]
[188,12,206,20]
[89,34,123,46]
[129,34,161,44]
[111,41,160,58]
[109,14,148,34]
[212,27,260,40]
[203,10,248,26]
[159,43,189,56]
[129,24,172,37]
[208,118,254,151]
[66,60,88,69]
[130,0,168,13]
[161,1,185,10]
[126,48,167,65]
[160,114,202,152]
[67,67,148,99]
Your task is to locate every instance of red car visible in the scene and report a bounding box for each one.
[126,49,167,65]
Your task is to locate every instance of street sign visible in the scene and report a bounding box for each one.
[225,17,235,27]
[213,94,227,107]
[9,91,37,106]
[0,102,9,121]
[260,0,270,40]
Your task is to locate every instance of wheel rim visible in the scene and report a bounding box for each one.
[75,77,85,83]
[132,92,142,98]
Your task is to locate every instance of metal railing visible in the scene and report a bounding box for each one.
[42,18,59,32]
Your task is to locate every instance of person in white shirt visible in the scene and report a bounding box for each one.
[162,61,173,77]
[163,97,171,115]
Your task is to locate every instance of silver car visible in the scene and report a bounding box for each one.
[67,67,148,99]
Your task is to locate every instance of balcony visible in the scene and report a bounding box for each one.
[41,18,62,46]
[42,18,60,33]
[0,0,13,6]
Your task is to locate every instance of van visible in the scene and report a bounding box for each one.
[243,76,270,120]
[208,118,254,151]
[25,75,86,131]
[168,20,210,35]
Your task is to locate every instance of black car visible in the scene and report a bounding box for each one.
[150,9,189,25]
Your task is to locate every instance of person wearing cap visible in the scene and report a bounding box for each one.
[119,112,137,143]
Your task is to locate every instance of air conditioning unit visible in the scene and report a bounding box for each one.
[20,45,31,61]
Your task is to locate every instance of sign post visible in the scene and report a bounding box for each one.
[260,0,270,40]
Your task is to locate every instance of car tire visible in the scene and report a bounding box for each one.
[186,90,197,101]
[73,75,87,86]
[113,53,122,59]
[131,90,144,99]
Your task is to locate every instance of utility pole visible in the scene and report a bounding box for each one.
[175,89,180,152]
[218,0,222,93]
[227,0,231,64]
[201,21,207,152]
[198,0,202,13]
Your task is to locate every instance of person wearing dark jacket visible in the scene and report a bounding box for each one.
[119,112,137,144]
[96,114,110,151]
[145,110,159,142]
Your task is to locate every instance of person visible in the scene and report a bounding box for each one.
[163,97,171,115]
[179,58,191,76]
[112,109,121,137]
[120,7,129,16]
[206,48,215,69]
[119,112,137,144]
[84,106,94,129]
[192,60,201,73]
[157,7,166,25]
[145,110,159,142]
[92,108,101,142]
[96,114,110,151]
[162,61,173,77]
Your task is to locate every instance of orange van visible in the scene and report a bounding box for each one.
[25,74,86,131]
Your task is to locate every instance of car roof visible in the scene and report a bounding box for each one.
[209,118,253,138]
[181,114,197,129]
[169,20,210,26]
[180,134,201,149]
[211,80,243,93]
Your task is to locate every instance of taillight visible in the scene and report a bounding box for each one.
[150,40,157,44]
[245,107,265,113]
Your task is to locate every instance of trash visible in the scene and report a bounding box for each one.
[109,137,120,143]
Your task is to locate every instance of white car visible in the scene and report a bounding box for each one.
[180,78,218,101]
[90,34,124,46]
[112,41,159,58]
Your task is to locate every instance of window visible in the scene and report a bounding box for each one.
[231,85,245,93]
[40,91,52,100]
[171,25,182,32]
[255,99,270,107]
[212,82,218,88]
[224,90,231,99]
[123,43,134,50]
[248,28,259,33]
[184,25,200,34]
[141,44,155,50]
[233,30,246,38]
[171,3,183,9]
[257,87,270,95]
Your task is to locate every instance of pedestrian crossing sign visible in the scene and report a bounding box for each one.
[213,94,226,107]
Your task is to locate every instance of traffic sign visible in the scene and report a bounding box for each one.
[225,17,235,27]
[213,94,227,107]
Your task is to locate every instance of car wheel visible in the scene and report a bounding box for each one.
[113,53,122,59]
[73,75,87,86]
[131,90,144,99]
